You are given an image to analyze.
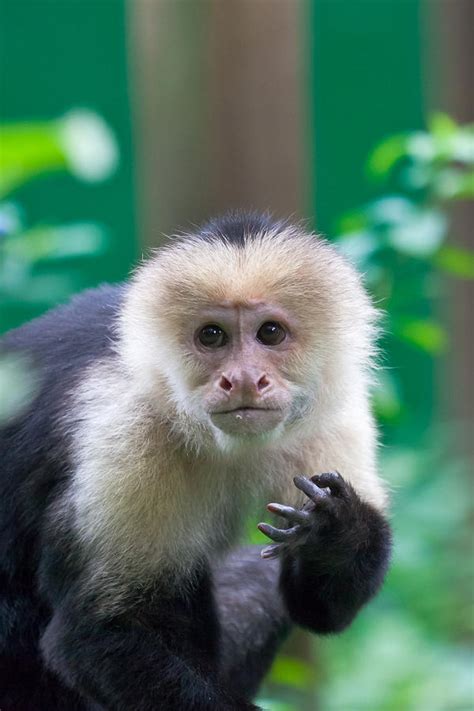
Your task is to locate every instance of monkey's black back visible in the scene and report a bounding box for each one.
[0,285,126,708]
[0,284,125,566]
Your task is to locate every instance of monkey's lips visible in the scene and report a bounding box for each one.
[209,406,284,435]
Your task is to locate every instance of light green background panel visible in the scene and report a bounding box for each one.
[0,0,137,298]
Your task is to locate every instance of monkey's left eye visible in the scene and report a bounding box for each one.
[198,324,228,348]
[256,321,286,346]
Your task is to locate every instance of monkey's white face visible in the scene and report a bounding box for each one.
[119,227,378,453]
[187,300,309,439]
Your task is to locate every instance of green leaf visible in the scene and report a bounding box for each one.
[395,319,448,354]
[336,210,368,234]
[0,123,66,197]
[434,246,474,279]
[400,162,431,191]
[0,202,23,236]
[4,223,109,262]
[335,230,379,268]
[368,196,416,227]
[452,169,474,198]
[432,168,467,199]
[406,132,436,162]
[268,656,313,689]
[428,114,474,164]
[388,208,447,257]
[448,129,474,164]
[373,371,403,421]
[58,109,119,181]
[428,113,458,138]
[366,135,408,179]
[0,110,119,197]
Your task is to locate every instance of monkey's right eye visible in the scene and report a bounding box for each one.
[197,325,228,348]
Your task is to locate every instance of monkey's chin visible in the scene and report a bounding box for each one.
[209,408,284,437]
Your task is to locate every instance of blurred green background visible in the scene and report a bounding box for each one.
[0,1,473,709]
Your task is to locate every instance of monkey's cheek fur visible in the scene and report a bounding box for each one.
[210,408,285,436]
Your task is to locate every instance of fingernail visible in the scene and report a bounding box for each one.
[261,546,278,559]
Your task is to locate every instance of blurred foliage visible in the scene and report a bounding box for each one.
[317,444,473,711]
[0,110,117,333]
[0,109,118,419]
[258,115,474,710]
[336,113,474,428]
[0,110,118,197]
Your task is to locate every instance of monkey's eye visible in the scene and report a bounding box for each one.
[198,324,228,348]
[256,321,286,346]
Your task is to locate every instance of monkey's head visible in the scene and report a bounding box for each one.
[118,215,378,451]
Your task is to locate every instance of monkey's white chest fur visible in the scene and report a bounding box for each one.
[66,364,283,586]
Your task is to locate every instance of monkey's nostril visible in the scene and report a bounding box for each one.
[257,374,270,391]
[219,375,233,392]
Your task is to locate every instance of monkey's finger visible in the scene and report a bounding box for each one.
[293,475,329,503]
[261,544,283,559]
[267,503,311,525]
[311,471,345,496]
[257,523,300,543]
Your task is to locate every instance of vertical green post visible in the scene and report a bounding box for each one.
[308,0,425,236]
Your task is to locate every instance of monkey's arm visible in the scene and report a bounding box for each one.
[39,552,259,711]
[212,547,290,699]
[259,473,392,634]
[214,476,390,696]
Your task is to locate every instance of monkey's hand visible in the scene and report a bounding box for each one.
[258,472,365,563]
[257,473,392,633]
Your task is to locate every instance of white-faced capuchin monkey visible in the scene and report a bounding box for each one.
[0,212,391,710]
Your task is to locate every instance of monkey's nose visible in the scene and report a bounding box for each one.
[219,374,233,392]
[256,373,270,391]
[218,371,271,396]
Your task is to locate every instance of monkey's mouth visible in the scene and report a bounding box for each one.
[213,406,277,415]
[209,406,283,435]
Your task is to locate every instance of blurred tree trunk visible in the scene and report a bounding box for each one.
[128,0,307,245]
[127,0,214,244]
[433,0,474,461]
[207,0,306,220]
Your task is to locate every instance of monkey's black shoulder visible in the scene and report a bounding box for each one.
[0,284,125,506]
[199,211,289,246]
[1,283,125,375]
